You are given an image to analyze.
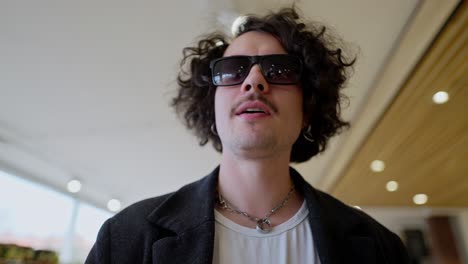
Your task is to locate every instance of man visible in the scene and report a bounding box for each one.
[86,8,410,264]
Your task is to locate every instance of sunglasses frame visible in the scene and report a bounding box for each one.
[209,54,303,86]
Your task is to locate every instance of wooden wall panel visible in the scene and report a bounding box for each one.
[331,2,468,207]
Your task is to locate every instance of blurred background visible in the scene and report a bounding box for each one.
[0,0,466,263]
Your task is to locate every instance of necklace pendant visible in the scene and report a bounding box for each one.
[256,219,272,234]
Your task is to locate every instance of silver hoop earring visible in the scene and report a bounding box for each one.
[302,125,314,143]
[211,124,218,136]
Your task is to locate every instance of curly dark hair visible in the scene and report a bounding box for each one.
[172,7,355,163]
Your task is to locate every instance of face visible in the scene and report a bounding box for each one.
[214,31,304,159]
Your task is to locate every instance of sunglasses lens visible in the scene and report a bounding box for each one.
[212,57,250,86]
[211,55,302,86]
[261,55,302,84]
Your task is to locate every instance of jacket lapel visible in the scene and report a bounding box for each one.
[151,223,215,264]
[290,167,376,264]
[147,167,219,264]
[291,168,337,264]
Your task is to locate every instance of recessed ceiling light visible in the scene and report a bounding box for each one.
[413,194,428,205]
[107,199,121,212]
[353,205,362,210]
[67,179,82,193]
[231,15,248,36]
[386,181,399,192]
[432,91,449,104]
[370,160,385,172]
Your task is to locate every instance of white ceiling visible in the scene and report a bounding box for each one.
[0,0,421,210]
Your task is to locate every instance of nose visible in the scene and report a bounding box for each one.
[240,65,270,94]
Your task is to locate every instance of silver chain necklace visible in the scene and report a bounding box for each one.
[217,185,295,234]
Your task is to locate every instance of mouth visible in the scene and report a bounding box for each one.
[239,108,268,115]
[235,101,272,116]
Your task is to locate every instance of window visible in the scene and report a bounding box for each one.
[73,202,111,262]
[0,170,112,263]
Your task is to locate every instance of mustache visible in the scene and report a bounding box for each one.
[230,93,278,115]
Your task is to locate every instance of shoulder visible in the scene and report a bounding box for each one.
[106,167,218,230]
[107,193,173,229]
[86,170,219,263]
[290,166,396,239]
[313,189,380,227]
[291,165,410,262]
[311,189,410,262]
[108,172,213,228]
[85,194,174,264]
[312,188,394,236]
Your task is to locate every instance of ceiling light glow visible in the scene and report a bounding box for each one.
[107,199,121,212]
[67,180,82,193]
[413,194,428,205]
[370,160,385,172]
[386,181,399,192]
[432,91,449,104]
[231,16,248,36]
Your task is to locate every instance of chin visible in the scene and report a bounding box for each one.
[235,136,277,151]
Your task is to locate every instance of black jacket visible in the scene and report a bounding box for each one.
[86,167,410,264]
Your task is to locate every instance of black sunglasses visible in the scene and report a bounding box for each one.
[209,54,303,86]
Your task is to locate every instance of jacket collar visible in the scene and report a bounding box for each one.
[147,167,219,233]
[147,167,219,264]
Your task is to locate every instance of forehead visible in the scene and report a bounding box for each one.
[223,31,287,57]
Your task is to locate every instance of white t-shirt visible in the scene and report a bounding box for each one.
[213,201,321,264]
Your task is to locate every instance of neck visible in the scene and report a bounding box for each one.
[217,150,302,227]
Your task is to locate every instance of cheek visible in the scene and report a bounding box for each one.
[283,90,304,123]
[295,90,304,124]
[288,94,305,133]
[214,90,230,126]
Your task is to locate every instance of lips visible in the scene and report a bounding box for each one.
[235,101,272,116]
